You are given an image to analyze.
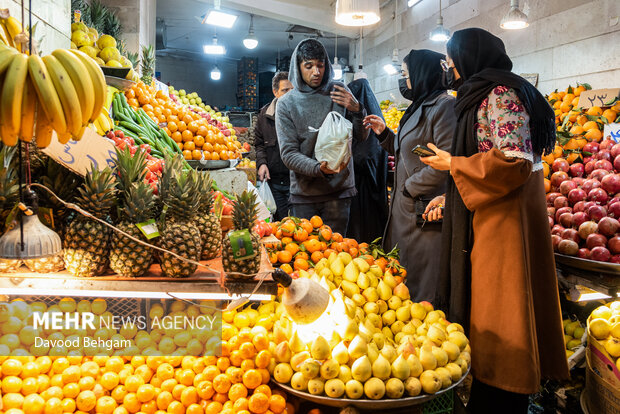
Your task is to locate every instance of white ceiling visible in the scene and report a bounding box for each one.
[156,0,354,72]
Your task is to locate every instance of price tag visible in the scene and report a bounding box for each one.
[605,123,620,143]
[578,88,620,109]
[136,219,160,239]
[42,128,117,176]
[228,229,257,261]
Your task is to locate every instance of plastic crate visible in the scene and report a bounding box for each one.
[423,389,454,414]
[24,295,144,319]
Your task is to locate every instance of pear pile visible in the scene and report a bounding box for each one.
[270,252,471,400]
[587,302,620,368]
[562,318,585,358]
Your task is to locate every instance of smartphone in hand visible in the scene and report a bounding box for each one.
[412,145,436,157]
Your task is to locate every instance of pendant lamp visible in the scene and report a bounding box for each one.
[335,0,381,27]
[500,0,529,30]
[429,0,450,42]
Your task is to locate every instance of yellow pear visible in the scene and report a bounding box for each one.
[460,351,471,366]
[407,354,424,377]
[291,351,311,371]
[377,300,388,314]
[574,326,586,340]
[320,359,340,380]
[352,293,366,307]
[357,273,370,289]
[351,356,372,382]
[289,331,306,353]
[353,257,370,273]
[445,362,463,381]
[344,261,359,283]
[330,258,345,277]
[367,342,380,364]
[425,310,444,325]
[368,272,379,288]
[377,280,392,301]
[372,332,385,350]
[411,303,427,320]
[567,339,581,350]
[435,366,452,389]
[355,307,365,323]
[391,321,405,335]
[338,365,352,382]
[404,377,422,396]
[301,360,320,379]
[369,264,383,278]
[310,336,330,360]
[565,321,580,336]
[372,354,391,380]
[442,341,461,361]
[420,370,442,394]
[341,280,360,298]
[345,379,364,399]
[455,357,469,375]
[358,321,374,342]
[427,324,447,345]
[364,301,379,315]
[393,283,410,300]
[394,332,406,345]
[402,322,417,335]
[419,345,437,371]
[385,378,405,399]
[325,378,346,398]
[448,331,470,351]
[291,371,309,391]
[273,363,293,383]
[328,252,338,265]
[432,346,449,367]
[383,271,398,289]
[366,313,382,330]
[605,338,620,357]
[307,378,324,395]
[446,322,464,334]
[388,295,402,310]
[391,354,410,380]
[341,319,358,341]
[275,342,292,363]
[333,341,350,365]
[396,305,411,322]
[364,377,386,400]
[329,331,342,349]
[348,335,368,359]
[315,259,326,274]
[338,252,353,266]
[382,310,396,326]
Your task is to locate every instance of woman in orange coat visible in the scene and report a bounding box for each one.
[421,28,569,413]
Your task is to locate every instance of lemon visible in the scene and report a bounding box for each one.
[97,34,117,49]
[1,334,20,350]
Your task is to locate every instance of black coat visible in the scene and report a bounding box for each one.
[255,99,290,183]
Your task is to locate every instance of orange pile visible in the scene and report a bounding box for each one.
[125,81,243,161]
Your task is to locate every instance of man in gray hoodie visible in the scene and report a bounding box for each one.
[276,39,368,235]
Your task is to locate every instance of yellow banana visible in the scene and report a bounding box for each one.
[0,22,14,48]
[70,49,106,122]
[0,53,28,146]
[41,54,82,138]
[0,47,17,76]
[1,16,22,43]
[19,77,36,142]
[93,117,104,135]
[52,49,94,126]
[34,104,53,148]
[99,109,112,131]
[0,29,9,47]
[28,55,67,133]
[57,130,72,144]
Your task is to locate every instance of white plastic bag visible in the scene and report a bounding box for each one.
[312,111,353,171]
[257,180,277,215]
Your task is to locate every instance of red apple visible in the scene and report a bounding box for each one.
[579,221,599,239]
[568,188,587,205]
[588,204,608,222]
[550,171,569,188]
[598,217,620,237]
[589,188,609,205]
[560,180,578,196]
[602,174,620,195]
[608,236,620,255]
[569,163,585,177]
[561,228,580,243]
[591,246,612,262]
[558,239,579,256]
[552,158,570,173]
[587,233,608,249]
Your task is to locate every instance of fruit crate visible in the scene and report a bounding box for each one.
[423,389,454,414]
[23,295,145,318]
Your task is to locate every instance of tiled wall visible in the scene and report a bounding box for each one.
[4,0,71,54]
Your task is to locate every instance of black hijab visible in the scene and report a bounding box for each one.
[399,49,448,130]
[436,28,555,328]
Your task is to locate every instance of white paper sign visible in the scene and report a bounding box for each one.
[604,123,620,143]
[42,128,117,176]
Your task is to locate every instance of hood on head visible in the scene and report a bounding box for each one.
[288,38,333,94]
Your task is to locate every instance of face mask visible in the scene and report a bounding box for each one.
[444,67,463,90]
[399,78,414,100]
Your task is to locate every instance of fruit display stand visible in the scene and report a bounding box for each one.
[555,253,620,299]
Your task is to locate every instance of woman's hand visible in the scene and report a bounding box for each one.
[420,143,452,171]
[423,195,446,222]
[363,114,386,135]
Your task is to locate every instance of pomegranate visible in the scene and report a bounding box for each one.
[582,179,601,193]
[558,239,579,256]
[561,228,580,243]
[612,143,620,159]
[601,139,616,150]
[550,171,569,188]
[547,206,556,217]
[569,163,585,177]
[586,233,608,249]
[554,196,570,209]
[551,234,562,251]
[609,202,620,218]
[598,217,620,237]
[578,248,591,259]
[602,174,620,195]
[583,142,600,155]
[611,255,620,264]
[591,246,612,262]
[572,177,586,187]
[572,211,588,228]
[588,204,607,222]
[555,207,573,222]
[594,159,613,171]
[559,213,574,228]
[551,225,565,236]
[588,188,609,205]
[614,155,620,172]
[552,158,570,173]
[608,236,620,255]
[595,151,613,163]
[549,216,554,228]
[567,188,587,205]
[578,221,599,239]
[583,156,593,164]
[560,180,578,196]
[591,169,611,182]
[573,201,587,213]
[585,161,597,175]
[546,192,562,206]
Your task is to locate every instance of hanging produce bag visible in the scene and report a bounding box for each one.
[312,111,353,171]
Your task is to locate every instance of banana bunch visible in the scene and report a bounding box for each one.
[91,107,113,135]
[0,42,106,148]
[0,9,30,54]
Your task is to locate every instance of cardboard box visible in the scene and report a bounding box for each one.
[585,353,620,414]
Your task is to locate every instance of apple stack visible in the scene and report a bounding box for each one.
[548,138,620,263]
[269,253,471,400]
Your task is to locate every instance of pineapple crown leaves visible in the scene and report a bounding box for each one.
[140,44,155,85]
[76,165,118,219]
[159,154,201,219]
[197,172,215,212]
[121,181,155,222]
[232,190,259,230]
[0,145,19,208]
[114,146,148,194]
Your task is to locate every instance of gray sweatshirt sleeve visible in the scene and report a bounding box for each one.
[276,99,323,178]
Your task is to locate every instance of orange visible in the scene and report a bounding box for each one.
[194,135,205,147]
[252,335,269,353]
[186,403,204,414]
[180,386,198,406]
[156,363,174,381]
[234,397,249,411]
[2,376,22,393]
[167,400,185,414]
[268,394,286,413]
[156,390,173,410]
[141,400,157,414]
[4,359,24,376]
[574,85,586,96]
[280,264,293,274]
[188,121,200,134]
[311,251,324,264]
[42,385,63,400]
[78,376,95,391]
[205,401,223,414]
[569,125,584,135]
[248,392,269,414]
[61,397,76,413]
[258,369,270,385]
[242,369,262,390]
[62,382,80,399]
[585,128,603,142]
[582,120,600,131]
[254,384,271,398]
[192,149,203,160]
[21,377,38,395]
[168,121,178,132]
[293,228,308,242]
[171,131,182,142]
[240,359,255,371]
[76,390,97,411]
[587,106,603,116]
[183,150,193,160]
[228,382,248,401]
[211,152,220,160]
[197,380,215,400]
[571,97,580,107]
[284,242,300,256]
[226,366,243,384]
[239,342,256,360]
[559,101,571,113]
[178,369,195,386]
[213,392,229,404]
[160,378,177,393]
[276,250,292,264]
[216,357,230,372]
[23,394,44,412]
[182,129,194,142]
[603,109,617,123]
[183,114,194,124]
[562,138,579,151]
[177,121,187,132]
[319,227,332,241]
[293,258,309,271]
[111,384,128,403]
[576,114,588,126]
[96,396,118,414]
[213,373,231,394]
[137,384,156,402]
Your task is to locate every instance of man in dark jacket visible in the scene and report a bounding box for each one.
[255,72,294,221]
[276,39,368,235]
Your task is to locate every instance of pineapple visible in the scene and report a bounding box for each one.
[158,154,202,277]
[110,147,156,277]
[140,44,155,85]
[0,144,19,234]
[222,190,261,277]
[196,172,222,260]
[63,166,117,277]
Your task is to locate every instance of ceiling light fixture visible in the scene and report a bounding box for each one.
[243,14,258,49]
[500,0,529,30]
[203,0,237,28]
[203,35,226,55]
[210,65,222,80]
[335,0,381,27]
[429,0,450,41]
[384,0,400,75]
[408,0,421,6]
